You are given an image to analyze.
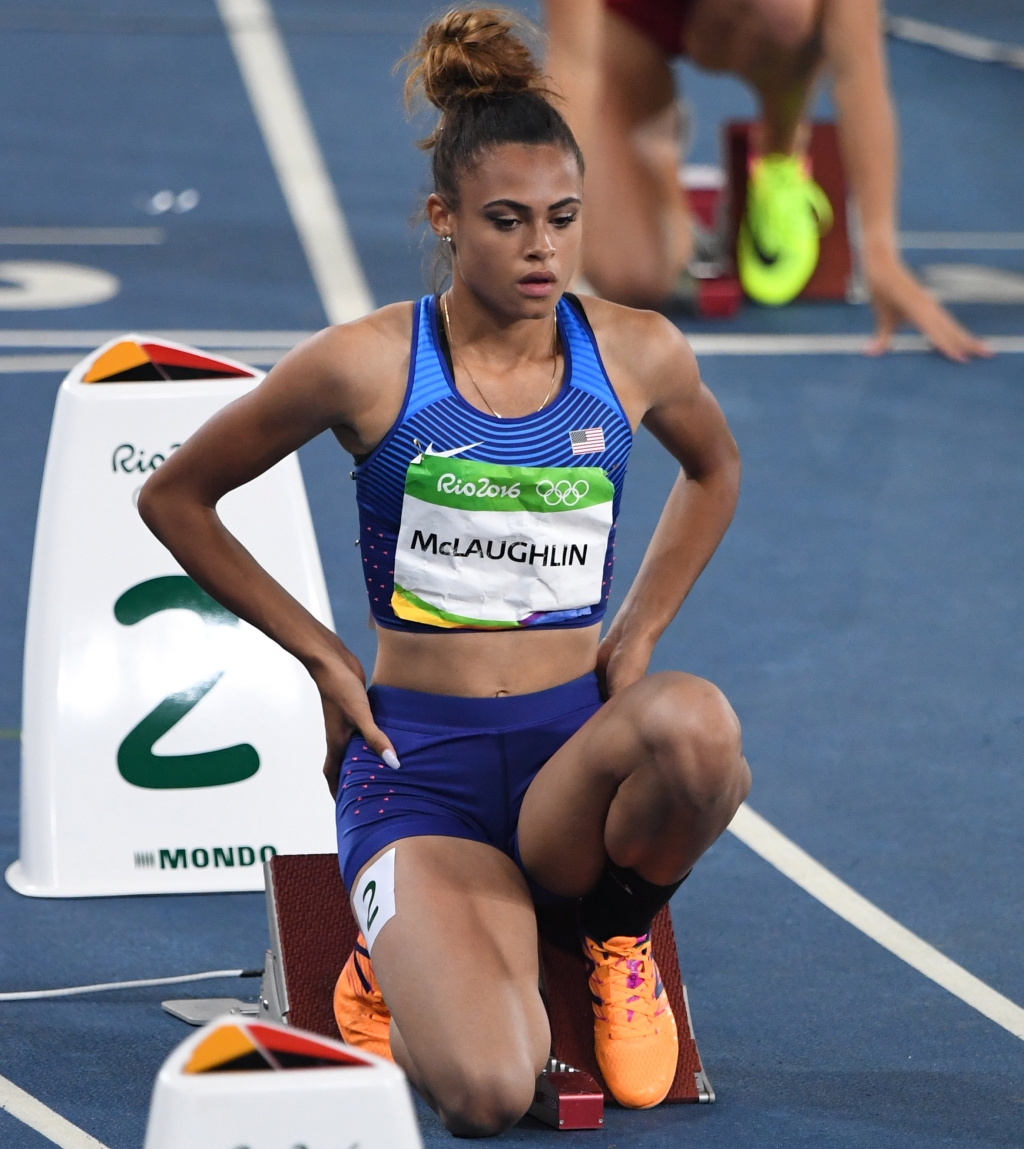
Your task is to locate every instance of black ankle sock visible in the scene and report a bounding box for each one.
[578,860,688,942]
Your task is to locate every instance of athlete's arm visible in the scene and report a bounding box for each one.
[138,305,411,791]
[824,0,988,361]
[542,0,603,158]
[587,304,740,696]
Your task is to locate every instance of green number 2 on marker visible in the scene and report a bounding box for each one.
[362,879,379,931]
[114,575,260,790]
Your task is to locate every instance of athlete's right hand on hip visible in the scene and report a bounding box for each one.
[314,648,400,799]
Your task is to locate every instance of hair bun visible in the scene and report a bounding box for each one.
[405,8,545,113]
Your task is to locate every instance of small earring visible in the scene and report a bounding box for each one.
[442,235,452,243]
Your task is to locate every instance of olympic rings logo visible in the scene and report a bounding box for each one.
[536,478,590,507]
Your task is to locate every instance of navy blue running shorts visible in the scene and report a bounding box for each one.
[335,673,603,895]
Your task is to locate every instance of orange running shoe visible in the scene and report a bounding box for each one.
[333,932,393,1061]
[583,933,678,1109]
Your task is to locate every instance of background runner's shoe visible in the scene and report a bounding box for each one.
[333,932,393,1061]
[737,154,834,305]
[583,933,678,1109]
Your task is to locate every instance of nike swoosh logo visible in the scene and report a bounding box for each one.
[748,229,779,267]
[410,439,485,465]
[424,441,484,458]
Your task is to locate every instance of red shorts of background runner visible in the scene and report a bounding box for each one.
[605,0,695,58]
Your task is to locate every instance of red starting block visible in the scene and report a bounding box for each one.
[681,120,855,313]
[256,854,715,1129]
[726,120,854,301]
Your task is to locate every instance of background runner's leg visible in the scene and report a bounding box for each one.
[575,11,694,304]
[684,0,824,156]
[366,836,551,1139]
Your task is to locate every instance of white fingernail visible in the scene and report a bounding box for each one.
[382,749,401,771]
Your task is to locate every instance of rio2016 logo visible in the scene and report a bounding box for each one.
[535,478,590,507]
[436,472,521,499]
[111,442,180,474]
[434,471,590,506]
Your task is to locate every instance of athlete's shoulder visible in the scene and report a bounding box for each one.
[254,302,415,452]
[271,301,413,395]
[307,300,416,368]
[570,295,694,360]
[568,294,700,416]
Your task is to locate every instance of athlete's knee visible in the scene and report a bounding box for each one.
[688,0,820,72]
[748,0,819,54]
[641,672,745,809]
[436,1060,536,1137]
[584,258,679,310]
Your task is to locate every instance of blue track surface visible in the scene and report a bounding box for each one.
[1,3,1023,1146]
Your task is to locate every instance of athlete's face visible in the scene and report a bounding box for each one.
[428,143,583,317]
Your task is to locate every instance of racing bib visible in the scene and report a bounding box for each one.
[392,453,614,629]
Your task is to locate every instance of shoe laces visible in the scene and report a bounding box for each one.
[586,936,665,1039]
[349,936,386,1009]
[748,154,833,247]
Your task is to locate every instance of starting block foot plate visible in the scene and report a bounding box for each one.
[161,998,259,1026]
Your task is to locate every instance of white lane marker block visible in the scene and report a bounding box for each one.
[7,336,336,898]
[729,803,1024,1041]
[353,847,397,952]
[143,1018,421,1149]
[0,1071,109,1149]
[216,0,374,325]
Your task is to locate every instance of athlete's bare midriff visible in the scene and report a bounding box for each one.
[372,622,601,697]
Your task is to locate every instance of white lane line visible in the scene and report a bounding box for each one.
[900,232,1024,250]
[886,15,1024,70]
[686,334,1024,355]
[0,331,312,348]
[0,355,82,373]
[0,228,164,245]
[216,0,373,325]
[729,803,1024,1041]
[0,332,1022,371]
[0,1071,109,1148]
[0,352,287,373]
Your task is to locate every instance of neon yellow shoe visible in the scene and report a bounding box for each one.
[737,154,833,305]
[333,932,393,1061]
[583,933,678,1109]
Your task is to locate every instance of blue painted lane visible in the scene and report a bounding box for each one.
[0,2,322,330]
[632,351,1024,1009]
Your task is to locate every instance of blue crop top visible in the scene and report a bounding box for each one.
[354,294,632,632]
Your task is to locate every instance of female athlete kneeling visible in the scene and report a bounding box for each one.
[140,7,749,1136]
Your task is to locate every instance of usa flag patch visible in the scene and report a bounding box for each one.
[569,427,606,455]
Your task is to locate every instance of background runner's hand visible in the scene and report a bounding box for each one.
[314,647,399,799]
[864,252,991,363]
[595,634,652,700]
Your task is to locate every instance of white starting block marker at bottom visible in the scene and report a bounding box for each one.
[144,1017,422,1149]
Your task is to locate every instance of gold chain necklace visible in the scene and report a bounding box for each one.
[441,290,559,419]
